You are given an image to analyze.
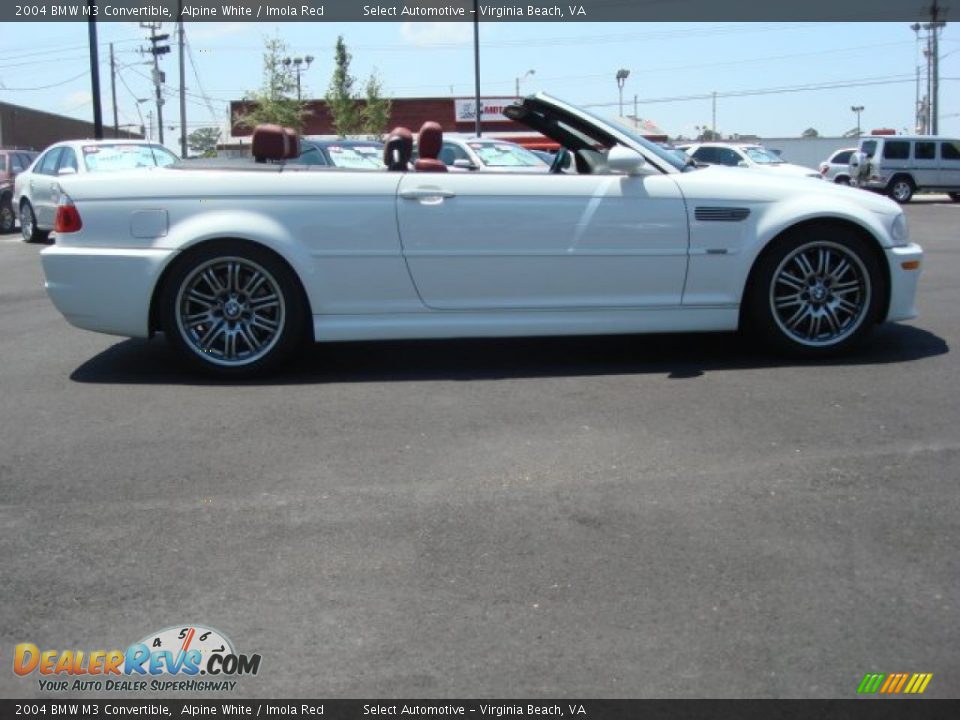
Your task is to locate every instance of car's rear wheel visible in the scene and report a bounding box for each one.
[19,200,49,243]
[0,197,15,234]
[746,225,884,357]
[159,240,307,377]
[887,176,914,204]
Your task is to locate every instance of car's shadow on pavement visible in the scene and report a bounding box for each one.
[69,323,949,387]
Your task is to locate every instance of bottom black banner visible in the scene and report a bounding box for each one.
[2,700,959,720]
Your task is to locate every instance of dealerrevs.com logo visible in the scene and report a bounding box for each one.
[14,624,261,692]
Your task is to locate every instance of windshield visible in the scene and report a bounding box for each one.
[469,142,546,167]
[743,147,783,164]
[574,105,689,171]
[82,144,178,172]
[325,144,383,169]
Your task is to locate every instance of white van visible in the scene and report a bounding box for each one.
[849,135,960,203]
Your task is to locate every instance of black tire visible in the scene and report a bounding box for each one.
[948,192,960,202]
[159,240,308,378]
[834,175,851,186]
[0,196,15,234]
[887,175,914,204]
[745,224,885,358]
[19,200,49,243]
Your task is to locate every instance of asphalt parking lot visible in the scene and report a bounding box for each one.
[1,197,958,699]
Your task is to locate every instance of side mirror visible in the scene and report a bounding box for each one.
[57,167,77,176]
[607,145,646,175]
[453,159,477,170]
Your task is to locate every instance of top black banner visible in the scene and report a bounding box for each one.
[1,0,956,23]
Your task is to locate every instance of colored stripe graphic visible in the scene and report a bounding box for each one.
[857,673,885,694]
[858,672,932,694]
[904,673,933,694]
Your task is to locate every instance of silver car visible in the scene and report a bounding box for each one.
[15,140,178,242]
[818,148,857,185]
[437,137,550,173]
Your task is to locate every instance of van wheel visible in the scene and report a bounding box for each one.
[746,225,884,357]
[887,176,914,204]
[159,240,307,378]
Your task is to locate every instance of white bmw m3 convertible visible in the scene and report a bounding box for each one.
[39,94,922,377]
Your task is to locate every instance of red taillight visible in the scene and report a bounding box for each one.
[54,197,82,234]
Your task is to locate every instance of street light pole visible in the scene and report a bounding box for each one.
[515,69,535,98]
[283,55,314,101]
[851,105,864,138]
[615,68,630,117]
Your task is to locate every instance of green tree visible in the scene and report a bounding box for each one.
[802,127,820,138]
[699,128,721,141]
[234,35,308,131]
[362,70,392,138]
[187,127,222,157]
[325,36,361,137]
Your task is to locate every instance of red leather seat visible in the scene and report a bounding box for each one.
[252,124,300,162]
[383,127,413,171]
[414,122,447,172]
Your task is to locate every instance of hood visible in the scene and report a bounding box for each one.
[673,165,902,215]
[748,162,821,178]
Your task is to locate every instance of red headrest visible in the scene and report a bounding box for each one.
[252,124,300,162]
[282,127,300,159]
[383,127,413,171]
[418,121,443,160]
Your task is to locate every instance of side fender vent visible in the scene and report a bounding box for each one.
[695,206,751,222]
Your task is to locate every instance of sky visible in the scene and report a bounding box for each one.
[0,20,958,154]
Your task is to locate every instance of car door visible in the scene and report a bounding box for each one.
[29,147,63,228]
[395,169,689,310]
[912,140,939,189]
[940,140,960,190]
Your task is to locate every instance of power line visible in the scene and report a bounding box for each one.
[1,71,91,91]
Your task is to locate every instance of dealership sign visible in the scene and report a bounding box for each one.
[454,98,516,123]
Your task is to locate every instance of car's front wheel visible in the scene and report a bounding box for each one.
[834,175,851,186]
[746,226,884,357]
[19,200,49,243]
[159,240,308,377]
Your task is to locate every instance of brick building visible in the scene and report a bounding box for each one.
[0,101,141,151]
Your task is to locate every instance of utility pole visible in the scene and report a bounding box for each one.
[712,91,717,138]
[929,1,946,134]
[87,0,103,139]
[109,43,119,138]
[178,7,187,157]
[473,0,481,137]
[141,22,170,144]
[633,94,638,125]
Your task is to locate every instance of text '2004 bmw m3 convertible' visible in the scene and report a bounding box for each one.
[39,94,922,377]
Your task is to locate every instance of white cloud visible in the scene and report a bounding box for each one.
[399,22,473,47]
[62,91,92,111]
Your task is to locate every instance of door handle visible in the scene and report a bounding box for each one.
[399,188,456,201]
